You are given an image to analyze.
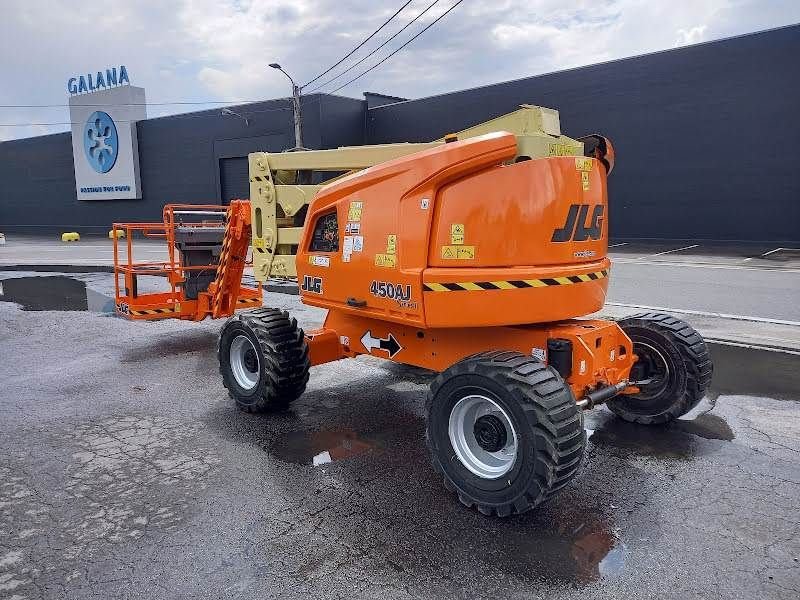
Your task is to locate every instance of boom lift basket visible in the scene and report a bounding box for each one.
[112,203,262,321]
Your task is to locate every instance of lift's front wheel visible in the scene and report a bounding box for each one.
[218,308,310,412]
[426,351,586,517]
[608,312,713,424]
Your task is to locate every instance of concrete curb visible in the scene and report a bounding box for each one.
[596,306,800,355]
[0,264,114,273]
[1,266,798,355]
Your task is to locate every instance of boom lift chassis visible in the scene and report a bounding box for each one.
[113,106,713,517]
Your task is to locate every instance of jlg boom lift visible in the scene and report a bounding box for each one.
[113,106,713,517]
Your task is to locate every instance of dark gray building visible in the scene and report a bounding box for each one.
[1,25,798,243]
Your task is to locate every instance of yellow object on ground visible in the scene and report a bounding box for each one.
[109,229,125,239]
[61,232,80,242]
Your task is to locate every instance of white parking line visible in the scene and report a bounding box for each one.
[742,247,800,262]
[605,302,800,326]
[644,244,699,258]
[762,247,800,257]
[608,242,628,248]
[613,258,800,273]
[699,339,800,356]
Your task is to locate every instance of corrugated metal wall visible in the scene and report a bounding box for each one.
[0,94,364,233]
[365,25,800,243]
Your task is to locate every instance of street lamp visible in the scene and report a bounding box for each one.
[269,63,304,151]
[220,107,249,126]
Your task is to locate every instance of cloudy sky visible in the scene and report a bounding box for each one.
[1,0,798,140]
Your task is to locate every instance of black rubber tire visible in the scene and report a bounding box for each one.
[426,351,586,517]
[608,312,713,424]
[218,308,310,412]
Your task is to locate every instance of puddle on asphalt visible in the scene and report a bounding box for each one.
[707,343,800,401]
[267,428,378,466]
[0,276,114,313]
[500,518,627,583]
[673,412,734,441]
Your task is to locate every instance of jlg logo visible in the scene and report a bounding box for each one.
[551,204,604,242]
[301,275,323,294]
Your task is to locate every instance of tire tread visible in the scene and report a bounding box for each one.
[426,351,586,517]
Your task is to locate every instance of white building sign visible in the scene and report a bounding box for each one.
[68,75,146,200]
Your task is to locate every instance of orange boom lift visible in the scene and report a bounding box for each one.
[114,108,713,517]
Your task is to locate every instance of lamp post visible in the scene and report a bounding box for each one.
[269,63,304,151]
[220,107,249,126]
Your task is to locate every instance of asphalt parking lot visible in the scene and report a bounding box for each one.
[3,235,799,322]
[1,272,799,599]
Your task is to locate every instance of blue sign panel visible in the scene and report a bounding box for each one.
[83,111,119,173]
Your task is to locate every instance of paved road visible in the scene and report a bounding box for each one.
[1,295,799,599]
[2,236,799,321]
[607,259,800,321]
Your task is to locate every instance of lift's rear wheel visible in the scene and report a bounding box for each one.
[218,308,310,412]
[608,312,713,424]
[426,351,586,517]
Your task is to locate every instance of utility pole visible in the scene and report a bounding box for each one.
[269,63,304,151]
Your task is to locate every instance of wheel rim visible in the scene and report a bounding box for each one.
[448,394,518,479]
[229,335,260,391]
[631,341,671,401]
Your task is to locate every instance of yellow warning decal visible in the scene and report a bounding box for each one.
[348,201,363,222]
[549,143,578,157]
[575,157,593,171]
[253,238,265,249]
[386,234,397,255]
[441,245,475,260]
[423,269,609,292]
[581,171,590,191]
[450,224,465,245]
[130,307,178,316]
[374,253,397,268]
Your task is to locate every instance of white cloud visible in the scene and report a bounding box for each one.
[676,25,708,46]
[0,0,799,141]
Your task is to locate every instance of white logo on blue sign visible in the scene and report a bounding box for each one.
[83,111,119,173]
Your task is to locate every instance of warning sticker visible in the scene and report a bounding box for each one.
[548,143,575,157]
[386,234,397,255]
[343,236,354,263]
[450,224,465,245]
[308,255,331,267]
[353,236,364,252]
[457,246,475,259]
[348,201,363,222]
[581,171,590,191]
[253,238,265,249]
[575,157,593,171]
[441,245,475,260]
[374,254,397,268]
[345,222,361,235]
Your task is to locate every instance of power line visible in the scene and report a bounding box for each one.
[302,0,414,88]
[0,103,301,128]
[0,99,281,109]
[308,0,441,94]
[329,0,466,94]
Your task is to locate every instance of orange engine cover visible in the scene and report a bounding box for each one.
[296,132,611,329]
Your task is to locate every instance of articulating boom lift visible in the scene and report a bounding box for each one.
[113,106,712,516]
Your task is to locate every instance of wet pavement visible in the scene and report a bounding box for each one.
[1,281,799,599]
[0,276,115,313]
